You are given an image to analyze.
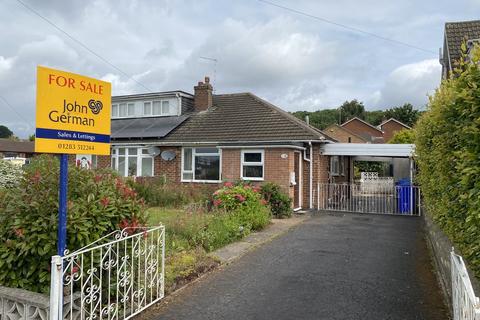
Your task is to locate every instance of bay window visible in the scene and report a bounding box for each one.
[112,147,154,177]
[182,147,221,182]
[241,149,264,180]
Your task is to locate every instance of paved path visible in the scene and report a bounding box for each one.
[152,213,448,320]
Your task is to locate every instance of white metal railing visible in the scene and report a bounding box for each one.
[49,226,165,320]
[451,250,480,320]
[317,182,421,216]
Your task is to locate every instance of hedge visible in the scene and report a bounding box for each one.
[415,44,480,278]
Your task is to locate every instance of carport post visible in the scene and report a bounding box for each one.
[409,157,413,214]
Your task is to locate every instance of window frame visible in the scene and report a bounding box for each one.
[240,149,264,181]
[181,147,222,183]
[330,155,345,177]
[111,146,154,177]
[111,99,179,119]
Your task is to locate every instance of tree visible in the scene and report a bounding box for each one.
[383,103,421,127]
[388,129,415,144]
[28,134,35,141]
[0,125,13,138]
[339,100,365,123]
[365,110,385,126]
[292,109,340,129]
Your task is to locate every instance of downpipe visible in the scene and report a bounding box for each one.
[303,141,313,209]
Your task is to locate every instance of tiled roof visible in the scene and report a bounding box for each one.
[163,93,330,143]
[379,118,411,129]
[0,139,34,153]
[445,20,480,66]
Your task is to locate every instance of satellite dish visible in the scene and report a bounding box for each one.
[148,146,161,156]
[161,150,176,161]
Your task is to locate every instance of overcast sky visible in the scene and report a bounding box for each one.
[1,0,479,137]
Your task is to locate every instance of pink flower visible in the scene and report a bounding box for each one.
[213,199,222,206]
[213,190,220,196]
[252,186,261,193]
[100,197,110,207]
[94,175,103,183]
[261,199,268,205]
[235,194,246,202]
[224,182,233,188]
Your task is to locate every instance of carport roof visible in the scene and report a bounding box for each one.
[320,143,415,157]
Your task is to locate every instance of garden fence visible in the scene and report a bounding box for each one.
[451,250,480,320]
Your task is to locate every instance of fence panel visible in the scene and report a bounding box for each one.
[451,251,480,320]
[317,183,421,216]
[49,226,165,320]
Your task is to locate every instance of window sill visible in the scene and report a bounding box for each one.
[181,179,221,184]
[241,177,264,181]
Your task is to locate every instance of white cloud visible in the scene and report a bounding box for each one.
[373,59,441,108]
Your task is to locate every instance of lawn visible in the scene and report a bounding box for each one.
[147,207,219,293]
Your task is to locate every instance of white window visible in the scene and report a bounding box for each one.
[112,104,119,117]
[119,103,127,117]
[111,147,154,177]
[143,102,152,116]
[241,149,264,180]
[330,156,345,176]
[127,103,135,116]
[182,147,221,182]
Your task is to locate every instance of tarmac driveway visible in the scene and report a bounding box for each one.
[152,213,448,320]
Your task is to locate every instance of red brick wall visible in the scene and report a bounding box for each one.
[222,148,294,199]
[342,119,382,139]
[93,145,334,210]
[153,147,181,183]
[324,125,366,143]
[381,121,409,142]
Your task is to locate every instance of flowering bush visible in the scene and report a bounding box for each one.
[212,183,263,211]
[0,160,23,189]
[0,155,147,293]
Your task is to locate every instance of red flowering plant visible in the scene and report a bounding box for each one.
[212,182,266,211]
[0,154,147,293]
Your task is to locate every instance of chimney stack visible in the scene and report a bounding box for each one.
[194,76,213,111]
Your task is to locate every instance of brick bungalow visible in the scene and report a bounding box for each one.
[340,117,384,143]
[323,124,369,143]
[379,118,411,142]
[96,77,349,210]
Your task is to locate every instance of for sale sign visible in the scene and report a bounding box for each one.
[35,66,111,155]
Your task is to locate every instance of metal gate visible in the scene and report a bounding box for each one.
[49,226,165,320]
[317,183,421,216]
[451,251,480,320]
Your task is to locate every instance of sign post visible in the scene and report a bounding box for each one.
[35,66,111,320]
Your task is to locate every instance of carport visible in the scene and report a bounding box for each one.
[318,143,419,215]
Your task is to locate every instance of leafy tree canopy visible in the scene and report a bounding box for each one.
[339,99,365,123]
[388,129,415,144]
[0,125,13,138]
[383,103,421,127]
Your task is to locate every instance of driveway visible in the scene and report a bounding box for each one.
[152,213,448,320]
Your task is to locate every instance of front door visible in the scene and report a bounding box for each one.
[293,151,302,210]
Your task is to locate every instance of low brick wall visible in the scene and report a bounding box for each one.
[423,213,480,312]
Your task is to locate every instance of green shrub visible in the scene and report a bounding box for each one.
[260,182,292,218]
[212,182,262,211]
[0,160,23,188]
[0,155,147,293]
[415,44,480,278]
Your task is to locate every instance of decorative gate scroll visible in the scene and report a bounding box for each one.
[49,226,165,320]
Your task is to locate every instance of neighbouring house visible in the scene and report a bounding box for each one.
[0,139,35,164]
[95,77,353,210]
[323,124,369,143]
[378,118,411,142]
[340,117,384,143]
[440,19,480,80]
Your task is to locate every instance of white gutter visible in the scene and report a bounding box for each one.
[220,145,306,151]
[303,141,313,209]
[111,139,326,146]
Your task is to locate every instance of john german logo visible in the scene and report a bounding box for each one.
[48,98,105,127]
[88,99,103,115]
